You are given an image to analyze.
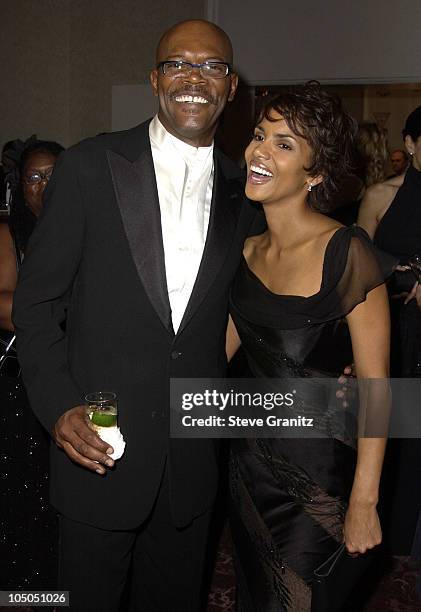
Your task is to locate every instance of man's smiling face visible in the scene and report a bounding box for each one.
[150,20,238,147]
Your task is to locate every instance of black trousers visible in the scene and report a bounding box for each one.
[57,472,211,612]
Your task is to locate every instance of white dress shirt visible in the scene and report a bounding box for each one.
[149,116,214,332]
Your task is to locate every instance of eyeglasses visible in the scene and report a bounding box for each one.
[23,168,54,184]
[157,60,231,79]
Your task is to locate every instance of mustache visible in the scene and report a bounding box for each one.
[169,86,216,105]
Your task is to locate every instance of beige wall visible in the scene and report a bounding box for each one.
[1,1,70,146]
[1,0,205,148]
[216,0,421,85]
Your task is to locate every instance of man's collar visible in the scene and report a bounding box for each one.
[149,115,213,162]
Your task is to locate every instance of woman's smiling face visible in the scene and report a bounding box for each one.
[245,112,317,206]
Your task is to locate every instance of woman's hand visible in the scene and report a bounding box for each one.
[404,280,421,309]
[343,500,382,554]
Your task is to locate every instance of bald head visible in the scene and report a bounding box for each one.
[156,19,233,65]
[150,18,238,147]
[390,148,409,175]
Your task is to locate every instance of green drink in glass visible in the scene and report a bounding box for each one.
[85,391,118,429]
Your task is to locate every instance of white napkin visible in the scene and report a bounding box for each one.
[96,426,126,460]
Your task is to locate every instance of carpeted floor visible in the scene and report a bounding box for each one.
[2,527,420,611]
[207,526,421,612]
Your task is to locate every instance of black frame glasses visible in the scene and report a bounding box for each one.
[157,60,231,79]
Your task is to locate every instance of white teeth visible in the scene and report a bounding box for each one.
[175,95,208,104]
[250,164,273,177]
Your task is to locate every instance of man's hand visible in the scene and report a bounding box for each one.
[53,405,115,475]
[336,363,356,408]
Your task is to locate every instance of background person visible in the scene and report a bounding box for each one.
[330,121,389,225]
[355,121,389,189]
[1,139,64,591]
[0,140,64,331]
[389,148,409,177]
[358,106,421,557]
[358,106,421,376]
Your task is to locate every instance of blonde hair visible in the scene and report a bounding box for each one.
[356,122,388,187]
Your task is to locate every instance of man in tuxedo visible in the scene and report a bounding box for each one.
[13,19,257,612]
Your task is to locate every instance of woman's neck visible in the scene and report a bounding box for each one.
[261,196,315,250]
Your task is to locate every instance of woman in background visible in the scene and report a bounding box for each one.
[358,107,421,557]
[0,140,64,330]
[0,139,64,590]
[358,107,421,376]
[355,121,389,189]
[330,121,388,225]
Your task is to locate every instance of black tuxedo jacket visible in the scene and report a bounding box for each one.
[13,120,258,530]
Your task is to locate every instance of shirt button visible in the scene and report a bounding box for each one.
[171,350,182,360]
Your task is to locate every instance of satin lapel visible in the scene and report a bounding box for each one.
[107,148,173,334]
[177,154,241,335]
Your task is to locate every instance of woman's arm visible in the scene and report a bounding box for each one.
[226,314,241,362]
[344,283,390,553]
[357,183,392,240]
[0,223,18,331]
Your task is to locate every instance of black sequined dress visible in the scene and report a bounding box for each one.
[229,226,394,611]
[0,228,57,590]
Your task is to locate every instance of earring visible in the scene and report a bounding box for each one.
[410,152,414,156]
[308,183,313,192]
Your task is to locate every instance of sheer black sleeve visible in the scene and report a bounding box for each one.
[328,226,397,319]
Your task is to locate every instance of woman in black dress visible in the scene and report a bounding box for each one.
[358,108,421,556]
[226,83,393,611]
[0,140,64,590]
[358,106,421,377]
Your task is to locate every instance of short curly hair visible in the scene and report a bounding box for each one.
[258,81,357,212]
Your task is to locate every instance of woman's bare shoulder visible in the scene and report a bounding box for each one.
[366,180,397,197]
[385,173,405,188]
[361,179,399,211]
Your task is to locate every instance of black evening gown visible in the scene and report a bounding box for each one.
[374,164,421,377]
[229,226,394,611]
[0,370,57,590]
[374,164,421,555]
[0,224,58,590]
